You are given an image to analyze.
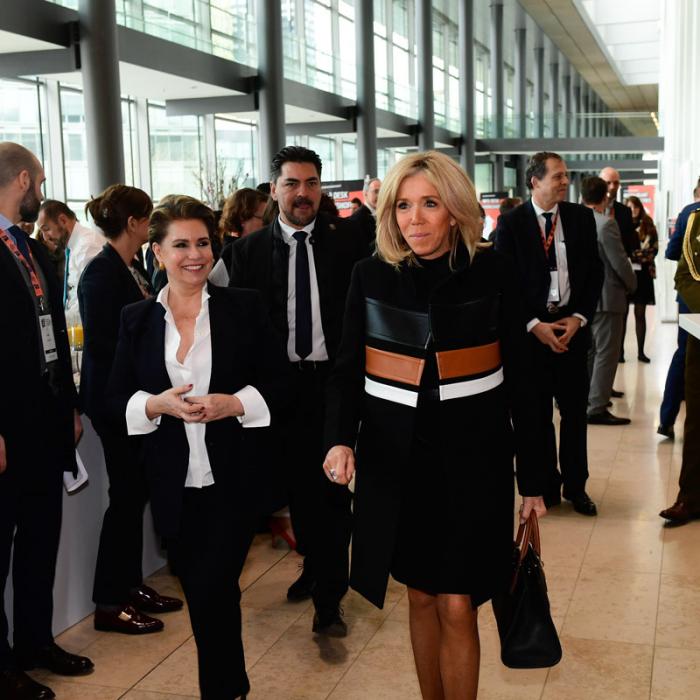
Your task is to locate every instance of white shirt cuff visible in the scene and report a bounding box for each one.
[526,318,541,332]
[573,313,588,327]
[235,385,271,428]
[126,390,161,435]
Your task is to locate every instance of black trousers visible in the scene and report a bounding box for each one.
[678,336,700,508]
[285,364,352,609]
[531,329,591,497]
[92,428,149,605]
[168,486,256,700]
[0,385,65,670]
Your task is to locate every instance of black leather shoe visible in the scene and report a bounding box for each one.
[564,492,598,516]
[312,607,347,637]
[130,585,183,614]
[15,643,93,677]
[638,353,651,363]
[543,492,561,509]
[659,500,700,524]
[94,605,164,634]
[657,424,675,440]
[611,389,624,398]
[587,410,631,426]
[287,565,316,602]
[0,669,55,699]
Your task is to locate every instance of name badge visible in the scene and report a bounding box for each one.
[548,270,560,303]
[39,314,58,363]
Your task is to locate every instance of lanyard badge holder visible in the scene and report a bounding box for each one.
[0,228,58,363]
[540,213,560,313]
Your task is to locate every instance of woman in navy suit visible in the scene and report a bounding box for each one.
[107,195,288,700]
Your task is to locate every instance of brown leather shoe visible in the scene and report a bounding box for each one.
[659,501,700,524]
[130,585,183,614]
[94,605,164,634]
[15,642,93,676]
[0,669,55,699]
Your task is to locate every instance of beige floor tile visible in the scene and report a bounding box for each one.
[587,448,619,478]
[587,425,624,450]
[541,565,580,630]
[583,518,664,573]
[562,568,659,645]
[241,551,313,613]
[327,620,421,700]
[542,636,653,700]
[599,479,669,521]
[651,646,700,700]
[246,614,382,699]
[240,535,292,590]
[535,516,595,569]
[656,574,700,650]
[25,677,126,699]
[133,638,199,697]
[609,449,672,483]
[55,616,104,655]
[121,691,199,700]
[619,427,676,454]
[661,521,700,576]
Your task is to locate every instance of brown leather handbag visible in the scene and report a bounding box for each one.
[491,511,562,669]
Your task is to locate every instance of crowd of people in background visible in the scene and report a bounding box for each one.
[2,138,700,700]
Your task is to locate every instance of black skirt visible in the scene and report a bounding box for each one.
[631,267,655,305]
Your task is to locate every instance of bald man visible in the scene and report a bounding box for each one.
[0,142,93,699]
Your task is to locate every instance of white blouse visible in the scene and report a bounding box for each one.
[125,285,270,488]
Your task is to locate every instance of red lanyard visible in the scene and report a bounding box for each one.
[538,211,559,255]
[0,228,47,304]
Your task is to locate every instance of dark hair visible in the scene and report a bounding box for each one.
[625,195,648,217]
[351,197,362,206]
[478,203,486,218]
[86,185,152,240]
[219,187,268,237]
[525,152,564,190]
[262,197,279,225]
[499,197,522,215]
[256,182,271,195]
[694,185,700,199]
[40,199,76,221]
[148,195,216,246]
[581,176,608,206]
[319,192,339,217]
[270,146,322,182]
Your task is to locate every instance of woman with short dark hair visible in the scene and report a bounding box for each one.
[108,195,288,699]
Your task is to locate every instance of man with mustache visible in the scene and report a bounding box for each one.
[0,142,94,699]
[494,152,603,516]
[228,146,368,637]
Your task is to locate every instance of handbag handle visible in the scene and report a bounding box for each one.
[515,510,542,567]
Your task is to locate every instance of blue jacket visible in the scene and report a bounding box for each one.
[667,201,700,260]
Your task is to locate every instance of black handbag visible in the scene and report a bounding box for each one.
[491,511,562,669]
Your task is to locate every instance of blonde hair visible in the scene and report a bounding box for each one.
[375,151,483,266]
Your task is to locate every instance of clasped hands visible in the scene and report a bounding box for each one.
[145,385,244,424]
[532,316,582,354]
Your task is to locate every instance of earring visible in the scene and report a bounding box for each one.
[158,261,165,271]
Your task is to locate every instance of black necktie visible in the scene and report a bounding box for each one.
[293,230,312,359]
[9,225,34,269]
[542,212,556,269]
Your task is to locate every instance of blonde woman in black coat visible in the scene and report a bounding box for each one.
[323,151,546,699]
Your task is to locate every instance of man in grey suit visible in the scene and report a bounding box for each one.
[582,176,637,425]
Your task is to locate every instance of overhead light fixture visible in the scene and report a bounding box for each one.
[650,111,660,130]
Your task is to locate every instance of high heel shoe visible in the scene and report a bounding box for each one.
[638,353,651,363]
[269,517,297,550]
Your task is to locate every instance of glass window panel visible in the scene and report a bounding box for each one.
[339,16,357,98]
[342,140,358,179]
[374,35,388,110]
[0,79,44,161]
[215,117,257,191]
[60,88,89,201]
[308,136,335,180]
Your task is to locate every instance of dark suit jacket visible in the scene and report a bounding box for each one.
[78,243,151,430]
[348,204,376,251]
[106,284,289,536]
[613,200,639,259]
[0,231,77,473]
[227,213,368,361]
[493,199,603,326]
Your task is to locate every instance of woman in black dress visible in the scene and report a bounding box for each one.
[323,151,546,699]
[626,195,658,362]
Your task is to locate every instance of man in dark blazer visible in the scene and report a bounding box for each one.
[494,151,604,516]
[0,143,93,700]
[229,146,368,637]
[349,177,381,250]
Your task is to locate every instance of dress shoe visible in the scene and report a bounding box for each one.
[564,492,598,516]
[618,355,625,363]
[287,565,316,602]
[611,389,624,398]
[659,500,700,524]
[587,410,631,426]
[543,492,561,509]
[312,607,347,637]
[657,424,675,440]
[15,643,93,677]
[638,353,651,363]
[130,585,183,614]
[0,669,55,699]
[94,605,164,634]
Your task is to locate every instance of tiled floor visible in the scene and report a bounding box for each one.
[43,311,700,699]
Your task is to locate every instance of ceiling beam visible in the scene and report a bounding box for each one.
[0,48,79,78]
[475,136,664,155]
[0,0,76,47]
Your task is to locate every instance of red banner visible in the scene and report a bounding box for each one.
[322,180,365,218]
[623,184,656,220]
[480,191,508,239]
